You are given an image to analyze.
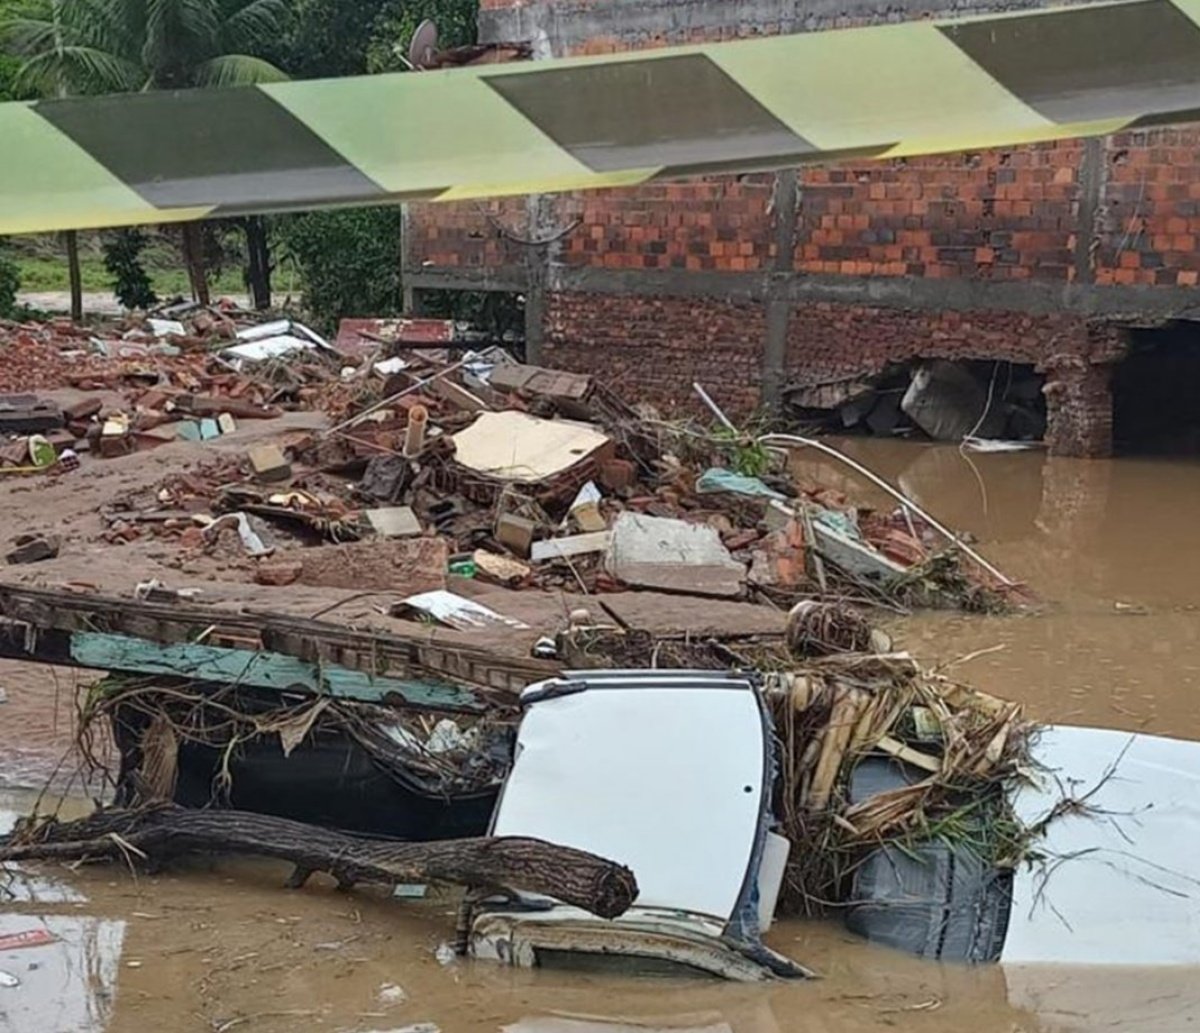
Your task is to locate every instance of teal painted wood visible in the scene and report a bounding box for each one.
[70,631,482,709]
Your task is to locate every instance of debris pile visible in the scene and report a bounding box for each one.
[74,334,1024,615]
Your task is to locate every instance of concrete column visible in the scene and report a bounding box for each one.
[762,169,799,409]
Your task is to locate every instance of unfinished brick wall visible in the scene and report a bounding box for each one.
[559,177,776,272]
[406,197,534,271]
[796,143,1085,282]
[544,292,766,415]
[402,0,1200,458]
[1097,126,1200,286]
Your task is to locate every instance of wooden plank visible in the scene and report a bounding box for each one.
[0,584,556,697]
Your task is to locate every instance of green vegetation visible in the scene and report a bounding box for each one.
[0,248,18,316]
[11,237,244,297]
[103,229,158,310]
[275,207,403,332]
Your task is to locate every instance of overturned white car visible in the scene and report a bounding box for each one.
[467,669,1200,978]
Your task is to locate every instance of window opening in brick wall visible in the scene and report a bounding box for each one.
[1113,322,1200,455]
[413,288,526,356]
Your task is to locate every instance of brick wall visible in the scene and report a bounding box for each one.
[1097,126,1200,286]
[544,292,766,415]
[559,177,775,272]
[406,197,533,272]
[796,143,1084,282]
[401,1,1200,457]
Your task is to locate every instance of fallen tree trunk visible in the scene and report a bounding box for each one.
[0,805,638,920]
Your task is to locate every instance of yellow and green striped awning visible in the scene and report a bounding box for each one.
[4,0,1200,234]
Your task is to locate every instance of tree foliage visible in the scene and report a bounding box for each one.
[276,206,403,331]
[103,228,157,310]
[3,0,290,94]
[0,247,19,317]
[272,0,476,79]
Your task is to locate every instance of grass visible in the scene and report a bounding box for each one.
[15,254,244,297]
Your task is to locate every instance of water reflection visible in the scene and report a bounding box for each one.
[0,915,125,1033]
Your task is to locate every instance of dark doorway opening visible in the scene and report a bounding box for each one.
[785,359,1046,443]
[1113,323,1200,455]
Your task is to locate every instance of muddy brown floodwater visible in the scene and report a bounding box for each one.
[4,439,1200,1033]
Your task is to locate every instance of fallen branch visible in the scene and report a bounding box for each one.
[1,805,638,920]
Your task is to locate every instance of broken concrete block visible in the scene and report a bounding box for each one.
[606,512,745,598]
[366,506,422,538]
[495,514,537,558]
[248,444,291,483]
[0,439,28,466]
[44,429,77,452]
[5,533,61,565]
[0,397,64,434]
[135,427,178,450]
[62,397,103,422]
[217,413,237,435]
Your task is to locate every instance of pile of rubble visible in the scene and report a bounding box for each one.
[5,310,1023,617]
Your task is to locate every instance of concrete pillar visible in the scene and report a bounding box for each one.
[1044,362,1114,458]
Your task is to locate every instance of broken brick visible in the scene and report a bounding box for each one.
[254,561,303,587]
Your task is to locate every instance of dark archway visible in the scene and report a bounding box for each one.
[1113,322,1200,455]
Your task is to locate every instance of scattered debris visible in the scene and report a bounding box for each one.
[396,590,531,632]
[5,533,60,565]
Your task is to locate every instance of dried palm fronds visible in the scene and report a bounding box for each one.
[764,652,1032,917]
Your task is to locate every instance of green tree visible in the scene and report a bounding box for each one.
[272,0,477,80]
[276,206,402,331]
[365,0,477,73]
[102,228,156,310]
[0,247,19,317]
[3,0,289,310]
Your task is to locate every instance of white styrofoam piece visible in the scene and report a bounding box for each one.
[401,589,530,631]
[235,318,292,342]
[492,683,765,921]
[222,335,317,363]
[1003,726,1200,965]
[374,357,409,375]
[147,318,186,337]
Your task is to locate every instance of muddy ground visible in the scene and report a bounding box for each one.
[3,428,1200,1032]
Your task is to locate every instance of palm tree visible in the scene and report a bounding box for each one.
[4,0,289,310]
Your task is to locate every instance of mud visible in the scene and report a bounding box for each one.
[4,438,1200,1031]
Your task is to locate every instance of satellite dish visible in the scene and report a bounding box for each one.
[408,19,439,69]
